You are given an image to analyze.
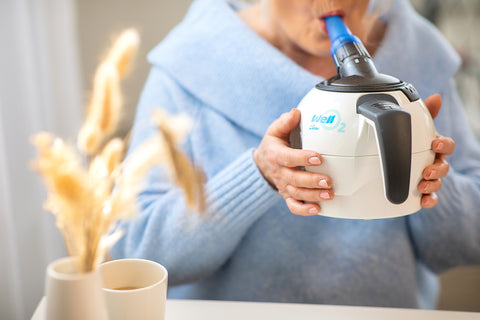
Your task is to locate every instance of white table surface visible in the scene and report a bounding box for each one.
[32,297,480,319]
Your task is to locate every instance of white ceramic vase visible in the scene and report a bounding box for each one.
[44,257,108,320]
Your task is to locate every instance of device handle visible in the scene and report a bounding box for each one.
[356,94,412,204]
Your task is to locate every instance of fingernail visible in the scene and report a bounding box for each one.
[435,142,444,151]
[318,179,329,188]
[309,207,319,214]
[309,156,321,165]
[320,191,331,200]
[422,193,438,208]
[428,170,437,179]
[284,109,295,120]
[423,181,430,193]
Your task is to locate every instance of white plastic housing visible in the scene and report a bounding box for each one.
[296,89,436,219]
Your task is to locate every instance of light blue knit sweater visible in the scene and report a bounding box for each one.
[111,0,480,309]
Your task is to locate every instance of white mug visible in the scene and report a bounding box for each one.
[100,259,168,320]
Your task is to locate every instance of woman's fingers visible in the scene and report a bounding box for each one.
[421,193,438,208]
[283,184,333,202]
[272,147,323,168]
[423,157,449,180]
[432,134,455,156]
[418,179,442,194]
[266,108,302,140]
[256,108,335,216]
[417,131,454,209]
[276,167,331,189]
[285,197,321,216]
[424,94,442,119]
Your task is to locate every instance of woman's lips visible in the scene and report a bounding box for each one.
[320,10,345,20]
[319,10,345,33]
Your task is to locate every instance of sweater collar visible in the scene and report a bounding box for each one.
[148,0,460,136]
[373,0,460,99]
[148,0,320,137]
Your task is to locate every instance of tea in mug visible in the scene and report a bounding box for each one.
[113,286,142,290]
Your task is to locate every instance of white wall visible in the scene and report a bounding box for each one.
[76,0,193,136]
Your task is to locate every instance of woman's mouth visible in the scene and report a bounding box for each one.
[320,10,345,20]
[319,10,345,33]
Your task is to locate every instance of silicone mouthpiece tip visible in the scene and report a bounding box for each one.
[324,16,360,57]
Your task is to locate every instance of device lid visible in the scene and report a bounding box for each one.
[316,77,421,102]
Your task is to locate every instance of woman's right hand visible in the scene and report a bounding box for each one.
[254,108,334,216]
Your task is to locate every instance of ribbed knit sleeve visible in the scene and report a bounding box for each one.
[206,149,281,234]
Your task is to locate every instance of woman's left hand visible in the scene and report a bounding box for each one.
[419,94,455,208]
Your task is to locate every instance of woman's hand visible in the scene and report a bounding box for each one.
[419,94,455,208]
[254,108,333,216]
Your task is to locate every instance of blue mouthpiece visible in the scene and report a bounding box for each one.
[324,16,360,59]
[323,15,377,78]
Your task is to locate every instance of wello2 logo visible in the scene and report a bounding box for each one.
[309,109,346,132]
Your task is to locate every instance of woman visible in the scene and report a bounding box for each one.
[111,0,480,309]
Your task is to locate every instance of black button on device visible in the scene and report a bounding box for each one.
[401,83,420,102]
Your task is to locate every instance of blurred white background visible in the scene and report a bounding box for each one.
[0,0,478,319]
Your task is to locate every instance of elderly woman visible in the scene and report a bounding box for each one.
[111,0,480,309]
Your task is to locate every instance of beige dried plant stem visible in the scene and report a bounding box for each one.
[31,28,205,273]
[78,29,140,156]
[105,28,140,78]
[152,110,205,212]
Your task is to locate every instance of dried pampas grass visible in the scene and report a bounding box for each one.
[31,28,204,273]
[77,28,139,156]
[151,110,205,212]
